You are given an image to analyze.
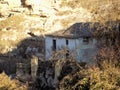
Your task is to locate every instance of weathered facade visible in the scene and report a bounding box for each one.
[45,22,98,62]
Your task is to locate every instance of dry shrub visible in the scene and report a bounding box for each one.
[89,62,120,90]
[0,15,24,30]
[60,0,80,8]
[55,48,120,90]
[52,41,120,90]
[60,0,120,22]
[59,70,90,90]
[45,48,87,89]
[89,42,120,89]
[96,46,120,68]
[56,10,72,16]
[0,72,27,90]
[50,49,89,90]
[91,0,120,22]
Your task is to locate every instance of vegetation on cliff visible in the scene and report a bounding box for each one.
[0,0,120,90]
[0,72,27,90]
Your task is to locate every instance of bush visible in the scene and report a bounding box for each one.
[0,72,27,90]
[89,62,120,90]
[59,67,90,90]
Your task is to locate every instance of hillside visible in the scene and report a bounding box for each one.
[0,0,120,90]
[0,0,94,54]
[0,0,119,66]
[0,0,119,54]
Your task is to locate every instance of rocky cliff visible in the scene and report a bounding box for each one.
[0,0,92,54]
[0,0,119,54]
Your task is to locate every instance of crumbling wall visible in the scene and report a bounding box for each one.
[31,58,83,89]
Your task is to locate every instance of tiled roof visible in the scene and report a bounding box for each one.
[46,22,95,38]
[46,21,120,38]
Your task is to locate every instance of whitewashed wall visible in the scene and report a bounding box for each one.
[45,36,77,60]
[45,36,53,60]
[45,36,98,62]
[76,38,98,62]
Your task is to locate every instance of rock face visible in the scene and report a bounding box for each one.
[0,0,99,60]
[0,0,92,55]
[4,0,21,7]
[1,0,119,89]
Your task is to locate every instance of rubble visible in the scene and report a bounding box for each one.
[15,56,85,89]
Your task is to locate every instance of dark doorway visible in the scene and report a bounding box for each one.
[53,39,56,51]
[66,39,69,57]
[66,39,69,45]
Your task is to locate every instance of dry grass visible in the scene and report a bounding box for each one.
[60,17,77,28]
[60,0,80,8]
[0,72,27,90]
[58,51,120,90]
[89,41,120,89]
[60,0,120,22]
[0,15,25,53]
[0,39,20,54]
[89,62,120,90]
[0,15,25,30]
[56,10,72,16]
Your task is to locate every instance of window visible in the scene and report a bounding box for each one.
[66,39,69,45]
[52,39,56,51]
[66,39,69,57]
[83,37,89,44]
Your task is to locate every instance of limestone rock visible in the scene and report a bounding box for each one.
[0,0,93,55]
[4,0,21,7]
